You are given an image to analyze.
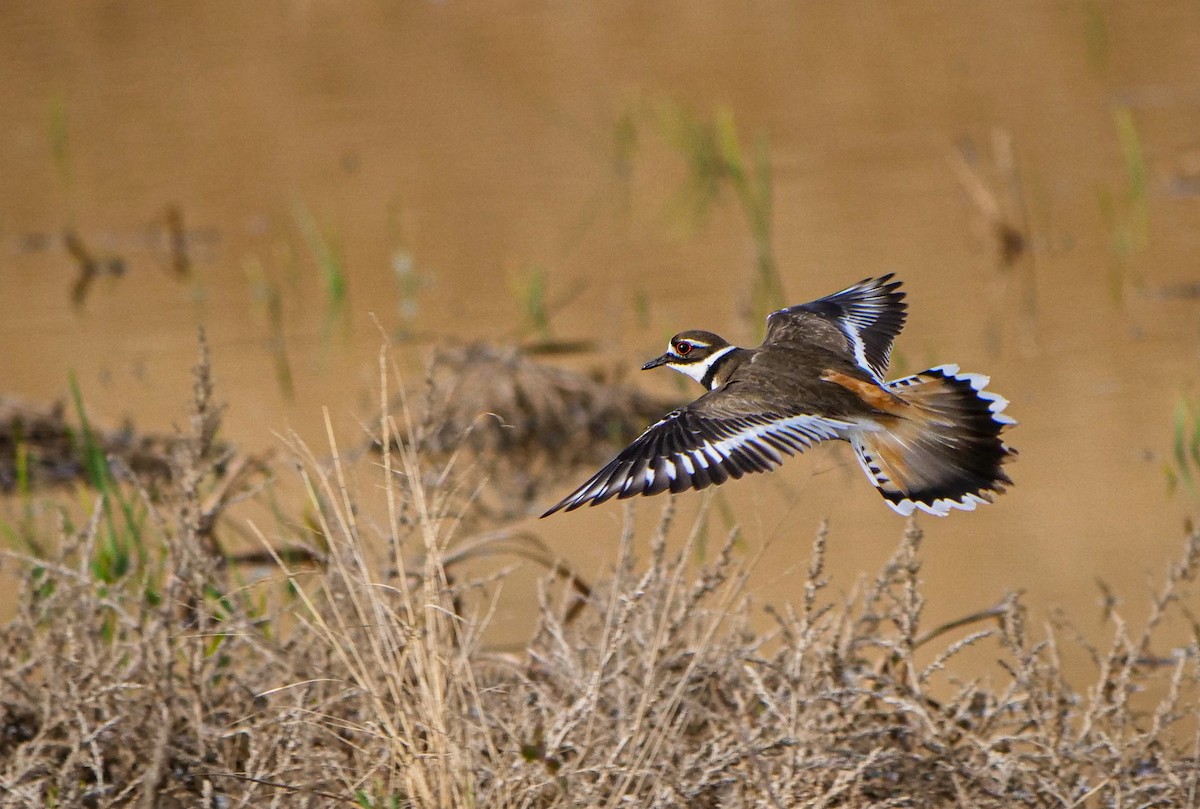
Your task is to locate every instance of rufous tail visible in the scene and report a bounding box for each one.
[849,365,1016,516]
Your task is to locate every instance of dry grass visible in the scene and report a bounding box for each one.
[2,346,1200,807]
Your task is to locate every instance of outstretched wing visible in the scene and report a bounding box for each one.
[766,274,906,381]
[541,406,851,516]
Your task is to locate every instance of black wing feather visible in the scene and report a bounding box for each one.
[766,274,907,381]
[541,408,849,516]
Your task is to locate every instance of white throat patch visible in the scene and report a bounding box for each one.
[671,345,737,389]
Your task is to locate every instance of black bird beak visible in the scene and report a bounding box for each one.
[642,353,671,370]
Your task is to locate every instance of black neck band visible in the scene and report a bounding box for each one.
[701,348,739,390]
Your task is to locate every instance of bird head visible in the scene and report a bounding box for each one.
[642,330,735,387]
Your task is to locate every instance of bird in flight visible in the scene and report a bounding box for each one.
[541,275,1015,518]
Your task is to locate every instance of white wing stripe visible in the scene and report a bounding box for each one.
[842,329,876,381]
[705,415,851,465]
[544,410,855,514]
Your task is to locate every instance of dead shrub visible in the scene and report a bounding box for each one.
[1,343,1198,807]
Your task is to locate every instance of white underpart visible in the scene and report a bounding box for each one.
[670,345,737,388]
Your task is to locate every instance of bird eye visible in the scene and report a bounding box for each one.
[674,341,693,356]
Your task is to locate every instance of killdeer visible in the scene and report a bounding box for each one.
[541,275,1016,518]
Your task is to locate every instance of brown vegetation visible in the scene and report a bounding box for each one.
[0,396,183,493]
[1,347,1199,807]
[394,342,679,522]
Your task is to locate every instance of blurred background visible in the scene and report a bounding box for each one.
[2,3,1199,664]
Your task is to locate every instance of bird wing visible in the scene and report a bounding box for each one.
[540,401,853,516]
[765,274,906,382]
